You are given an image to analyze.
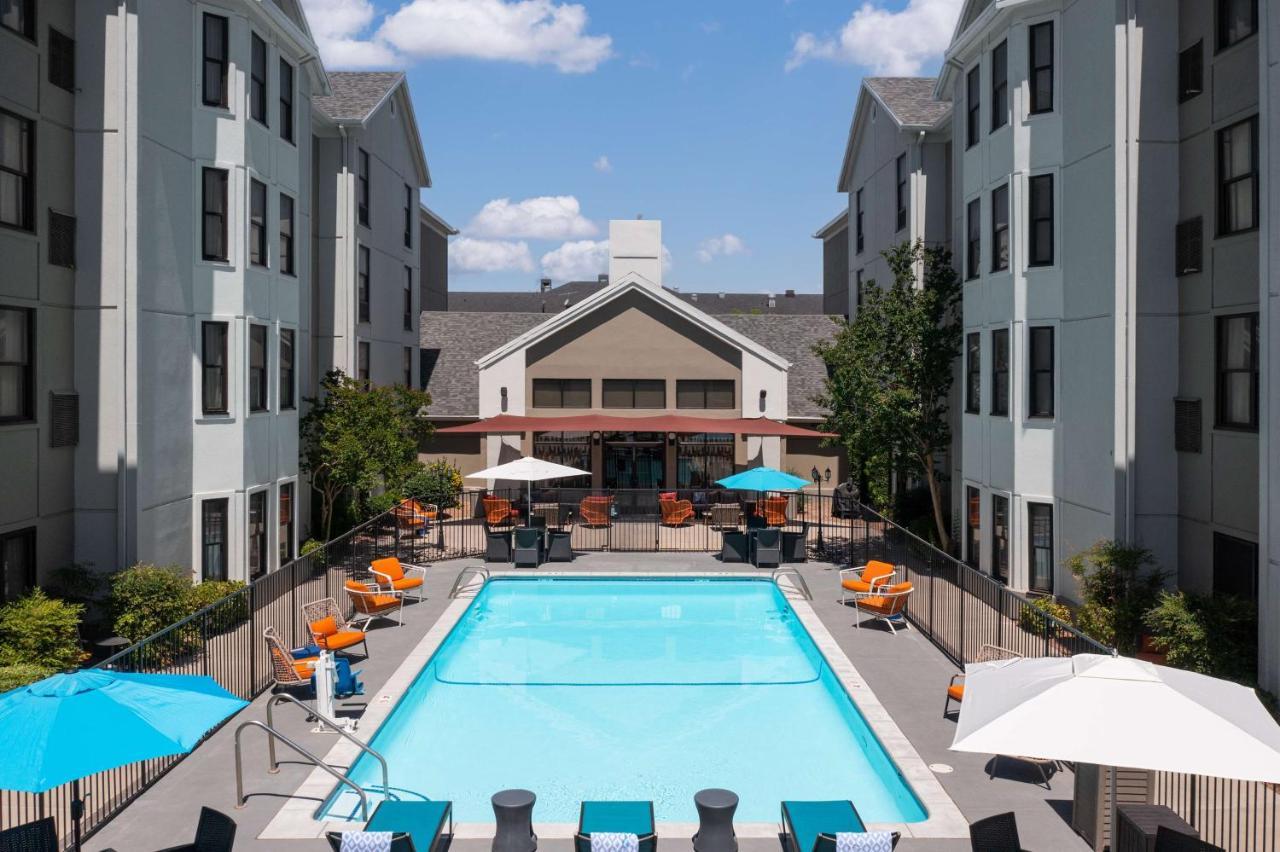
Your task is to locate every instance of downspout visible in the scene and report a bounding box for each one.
[915,130,927,286]
[338,125,350,377]
[1118,0,1137,544]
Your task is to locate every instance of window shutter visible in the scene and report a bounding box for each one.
[1178,41,1202,102]
[1175,218,1201,276]
[49,28,76,93]
[1174,397,1201,453]
[49,392,79,448]
[48,210,76,268]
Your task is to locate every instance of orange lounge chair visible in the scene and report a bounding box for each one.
[370,556,427,602]
[579,496,614,528]
[483,496,517,526]
[300,598,370,657]
[392,500,428,535]
[851,581,914,634]
[760,496,789,526]
[944,644,1021,717]
[838,560,898,602]
[264,626,317,691]
[659,498,694,527]
[344,580,405,629]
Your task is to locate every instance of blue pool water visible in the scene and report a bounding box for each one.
[321,577,927,824]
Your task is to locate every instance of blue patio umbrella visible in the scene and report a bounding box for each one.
[716,466,810,492]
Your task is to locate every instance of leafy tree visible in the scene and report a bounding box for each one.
[404,459,464,511]
[300,369,433,539]
[1144,590,1257,684]
[109,564,194,644]
[1066,539,1167,653]
[0,590,86,672]
[816,241,962,550]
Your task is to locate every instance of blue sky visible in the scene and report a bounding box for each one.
[299,0,962,293]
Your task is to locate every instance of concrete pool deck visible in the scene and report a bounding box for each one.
[87,553,1089,852]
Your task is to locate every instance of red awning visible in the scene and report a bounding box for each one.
[436,413,835,438]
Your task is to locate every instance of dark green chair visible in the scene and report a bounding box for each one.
[574,801,657,852]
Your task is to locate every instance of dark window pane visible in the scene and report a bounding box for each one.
[676,433,734,488]
[0,527,35,604]
[201,321,227,415]
[1028,503,1054,593]
[1,0,34,39]
[358,246,370,323]
[1212,532,1258,600]
[357,341,369,381]
[279,59,294,142]
[201,499,228,582]
[1029,22,1054,113]
[991,41,1008,131]
[966,65,980,147]
[965,332,980,413]
[1218,0,1258,50]
[202,14,228,108]
[991,328,1009,416]
[279,193,294,275]
[0,306,33,421]
[358,149,370,226]
[249,324,267,412]
[1028,174,1054,266]
[966,198,981,279]
[1216,313,1258,428]
[965,487,981,568]
[0,109,33,230]
[250,33,267,125]
[201,168,227,261]
[992,184,1009,271]
[561,379,591,408]
[279,328,295,410]
[278,483,294,564]
[634,379,666,408]
[896,153,908,231]
[248,490,267,579]
[249,179,266,266]
[1218,117,1258,234]
[991,494,1009,583]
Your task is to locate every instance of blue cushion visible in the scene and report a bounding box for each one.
[366,800,451,852]
[782,801,865,852]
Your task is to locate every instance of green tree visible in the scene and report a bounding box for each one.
[300,369,434,539]
[0,590,86,672]
[816,241,962,550]
[109,564,194,644]
[1066,539,1167,653]
[1144,591,1257,684]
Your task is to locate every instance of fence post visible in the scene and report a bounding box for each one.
[249,583,257,692]
[997,585,1004,650]
[957,561,965,662]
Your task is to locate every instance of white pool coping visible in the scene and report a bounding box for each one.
[260,570,968,842]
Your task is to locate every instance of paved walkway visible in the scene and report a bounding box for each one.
[87,553,1087,851]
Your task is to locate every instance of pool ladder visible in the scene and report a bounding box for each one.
[448,566,490,598]
[772,568,813,601]
[233,693,390,821]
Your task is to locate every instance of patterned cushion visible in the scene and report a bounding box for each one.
[339,831,395,852]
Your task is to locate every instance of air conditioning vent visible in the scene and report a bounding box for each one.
[48,210,76,268]
[1175,218,1201,277]
[48,28,75,93]
[1178,41,1202,103]
[50,392,79,448]
[1174,397,1201,454]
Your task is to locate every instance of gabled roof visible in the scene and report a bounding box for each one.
[447,280,825,315]
[419,204,458,237]
[813,211,849,241]
[837,77,951,190]
[246,0,329,95]
[936,0,1031,96]
[314,72,431,187]
[717,315,841,420]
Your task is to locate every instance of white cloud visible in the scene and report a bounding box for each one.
[467,195,598,240]
[449,237,535,273]
[593,155,612,173]
[785,0,963,75]
[299,0,399,68]
[540,240,610,281]
[696,233,748,263]
[378,0,612,73]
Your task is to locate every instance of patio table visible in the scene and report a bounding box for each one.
[492,789,537,852]
[1115,803,1199,852]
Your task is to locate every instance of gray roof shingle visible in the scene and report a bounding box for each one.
[864,77,952,128]
[313,71,404,122]
[717,314,841,419]
[447,281,825,315]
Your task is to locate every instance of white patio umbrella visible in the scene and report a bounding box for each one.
[467,456,591,513]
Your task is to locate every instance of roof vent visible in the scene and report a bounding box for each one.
[767,294,776,308]
[785,289,795,298]
[690,293,698,302]
[597,273,608,284]
[718,292,725,299]
[539,277,552,292]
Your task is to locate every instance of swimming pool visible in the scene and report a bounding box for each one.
[321,577,928,824]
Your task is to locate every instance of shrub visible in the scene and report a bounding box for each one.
[1018,595,1073,635]
[403,459,464,511]
[301,538,327,569]
[187,580,248,633]
[1144,591,1258,684]
[365,490,402,517]
[0,663,53,693]
[109,564,195,644]
[1065,540,1166,653]
[0,590,87,672]
[45,562,102,603]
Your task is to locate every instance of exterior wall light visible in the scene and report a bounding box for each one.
[500,386,508,412]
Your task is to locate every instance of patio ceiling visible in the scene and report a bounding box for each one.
[435,413,835,438]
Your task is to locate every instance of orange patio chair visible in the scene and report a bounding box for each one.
[944,643,1021,717]
[300,598,370,657]
[659,498,694,527]
[370,556,427,602]
[579,496,614,528]
[344,580,405,629]
[483,496,517,526]
[392,500,429,535]
[760,496,789,526]
[851,581,914,634]
[264,626,317,693]
[838,559,898,602]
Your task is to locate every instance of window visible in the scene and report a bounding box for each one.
[201,13,228,108]
[531,378,591,408]
[201,499,228,582]
[676,379,735,409]
[854,189,864,253]
[250,33,268,125]
[1179,41,1203,102]
[965,487,980,568]
[966,65,980,148]
[248,490,267,580]
[357,246,370,323]
[991,328,1009,416]
[1,0,34,39]
[278,483,294,565]
[248,179,266,267]
[1029,21,1054,114]
[1212,532,1258,601]
[357,341,370,381]
[1028,503,1054,593]
[0,109,34,231]
[991,40,1008,131]
[1215,313,1258,429]
[402,346,413,387]
[201,167,228,261]
[855,270,864,308]
[602,379,666,409]
[48,209,74,268]
[403,266,413,331]
[991,183,1009,271]
[965,333,980,414]
[895,153,908,232]
[1218,116,1258,235]
[248,324,268,412]
[1176,218,1202,276]
[48,28,75,92]
[966,198,980,279]
[279,328,295,410]
[991,495,1009,583]
[404,185,413,248]
[1028,326,1054,418]
[1217,0,1257,50]
[532,432,592,486]
[279,193,294,275]
[1028,174,1054,266]
[279,58,294,143]
[676,433,734,488]
[201,321,228,415]
[0,307,33,422]
[0,527,35,604]
[358,149,370,226]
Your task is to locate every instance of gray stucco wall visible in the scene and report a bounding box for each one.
[420,222,448,312]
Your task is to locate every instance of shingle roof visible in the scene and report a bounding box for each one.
[313,72,404,122]
[864,77,952,128]
[447,281,825,315]
[419,309,841,420]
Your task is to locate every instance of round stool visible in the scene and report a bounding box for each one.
[693,788,739,852]
[491,789,537,852]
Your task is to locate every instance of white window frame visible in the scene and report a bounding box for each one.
[194,314,237,422]
[1017,494,1058,594]
[1022,167,1061,272]
[1024,320,1059,424]
[192,490,238,583]
[194,159,238,270]
[245,484,271,580]
[275,476,298,570]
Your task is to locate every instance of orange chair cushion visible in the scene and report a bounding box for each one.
[317,631,365,651]
[947,683,965,702]
[364,594,401,613]
[309,616,339,638]
[390,577,423,592]
[345,580,370,593]
[293,660,317,680]
[841,578,875,593]
[372,557,405,582]
[886,581,913,594]
[863,560,895,582]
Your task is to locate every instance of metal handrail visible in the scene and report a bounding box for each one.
[449,566,489,598]
[264,694,390,800]
[772,568,813,600]
[233,720,371,821]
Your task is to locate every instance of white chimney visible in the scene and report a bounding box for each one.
[608,219,662,288]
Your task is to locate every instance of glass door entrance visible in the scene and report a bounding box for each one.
[603,432,665,489]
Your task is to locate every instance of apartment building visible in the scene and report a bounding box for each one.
[814,212,849,318]
[1259,0,1280,694]
[419,204,456,312]
[313,72,430,392]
